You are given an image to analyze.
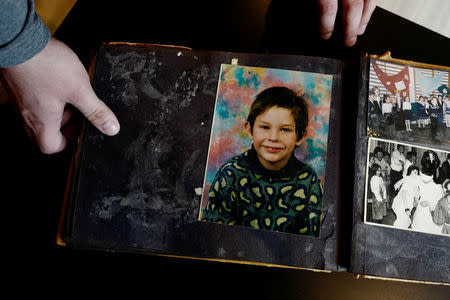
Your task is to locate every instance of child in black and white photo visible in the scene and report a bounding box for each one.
[365,138,450,236]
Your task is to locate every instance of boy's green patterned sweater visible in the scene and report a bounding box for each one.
[201,147,323,237]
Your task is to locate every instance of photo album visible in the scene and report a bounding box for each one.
[57,43,449,285]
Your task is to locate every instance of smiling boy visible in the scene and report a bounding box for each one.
[201,87,323,237]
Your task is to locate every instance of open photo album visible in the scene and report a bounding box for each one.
[57,43,449,285]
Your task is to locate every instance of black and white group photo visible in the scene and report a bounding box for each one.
[365,138,450,236]
[367,59,450,147]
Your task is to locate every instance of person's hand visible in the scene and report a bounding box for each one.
[318,0,376,46]
[393,179,404,191]
[1,37,120,154]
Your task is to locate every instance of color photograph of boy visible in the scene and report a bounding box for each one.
[199,64,333,237]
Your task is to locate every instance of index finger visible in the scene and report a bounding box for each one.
[341,0,364,46]
[317,0,339,40]
[359,0,376,35]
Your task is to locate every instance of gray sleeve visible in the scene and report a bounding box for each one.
[0,0,50,68]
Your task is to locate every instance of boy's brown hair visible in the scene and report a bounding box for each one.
[246,87,309,141]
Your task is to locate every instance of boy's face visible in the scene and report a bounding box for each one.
[245,106,302,170]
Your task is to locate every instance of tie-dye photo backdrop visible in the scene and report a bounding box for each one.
[200,64,333,209]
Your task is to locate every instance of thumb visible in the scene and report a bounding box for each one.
[72,87,120,136]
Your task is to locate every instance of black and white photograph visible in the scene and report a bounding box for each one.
[364,137,450,236]
[367,59,450,147]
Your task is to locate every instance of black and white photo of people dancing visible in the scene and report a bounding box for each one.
[365,138,450,236]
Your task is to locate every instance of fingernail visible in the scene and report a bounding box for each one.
[102,120,119,135]
[359,24,367,35]
[346,37,357,47]
[320,32,332,40]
